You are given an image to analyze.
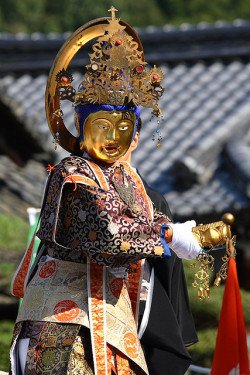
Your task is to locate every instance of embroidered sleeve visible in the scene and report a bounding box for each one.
[151,208,172,235]
[37,157,169,267]
[153,205,172,222]
[54,183,165,267]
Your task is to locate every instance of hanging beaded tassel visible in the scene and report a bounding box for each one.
[214,238,236,287]
[52,108,64,150]
[53,131,60,150]
[156,129,162,148]
[152,116,163,147]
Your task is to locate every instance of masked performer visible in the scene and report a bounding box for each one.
[10,8,201,375]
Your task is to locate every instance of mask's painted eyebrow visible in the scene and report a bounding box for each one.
[92,118,112,124]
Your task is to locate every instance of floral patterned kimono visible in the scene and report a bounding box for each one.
[10,156,171,375]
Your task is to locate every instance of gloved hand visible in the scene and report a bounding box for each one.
[169,220,202,260]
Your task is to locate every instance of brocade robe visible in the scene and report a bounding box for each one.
[10,156,171,375]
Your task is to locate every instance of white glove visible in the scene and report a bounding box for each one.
[169,220,202,260]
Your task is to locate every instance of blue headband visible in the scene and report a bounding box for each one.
[75,103,141,141]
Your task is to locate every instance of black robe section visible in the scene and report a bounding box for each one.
[140,179,198,375]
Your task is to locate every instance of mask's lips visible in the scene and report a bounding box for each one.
[103,144,120,154]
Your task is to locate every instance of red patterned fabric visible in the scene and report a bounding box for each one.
[85,159,109,191]
[89,261,107,375]
[128,262,142,322]
[116,348,130,375]
[89,260,134,375]
[11,233,36,298]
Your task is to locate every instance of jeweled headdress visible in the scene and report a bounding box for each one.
[46,7,164,153]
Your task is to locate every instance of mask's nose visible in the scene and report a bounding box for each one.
[106,126,117,141]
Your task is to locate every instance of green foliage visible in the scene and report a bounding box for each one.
[0,214,29,253]
[0,320,14,371]
[0,215,29,370]
[184,259,250,326]
[188,327,218,368]
[183,259,250,368]
[0,0,250,33]
[0,262,16,290]
[0,214,29,294]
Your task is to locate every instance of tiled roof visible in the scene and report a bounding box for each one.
[1,20,250,74]
[0,23,250,219]
[133,61,250,218]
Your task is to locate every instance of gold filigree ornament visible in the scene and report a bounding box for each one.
[45,6,164,154]
[192,252,214,300]
[191,213,236,300]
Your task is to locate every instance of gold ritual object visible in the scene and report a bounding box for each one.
[190,213,236,300]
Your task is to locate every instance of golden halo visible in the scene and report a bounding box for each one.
[45,17,144,154]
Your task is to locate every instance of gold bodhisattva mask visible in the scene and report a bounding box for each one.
[81,111,136,163]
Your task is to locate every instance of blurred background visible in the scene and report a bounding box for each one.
[0,0,250,373]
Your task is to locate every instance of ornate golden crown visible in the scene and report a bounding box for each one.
[46,7,164,153]
[56,8,164,115]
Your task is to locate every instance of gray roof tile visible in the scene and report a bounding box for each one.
[1,52,250,218]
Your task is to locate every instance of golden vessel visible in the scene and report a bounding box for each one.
[192,213,235,250]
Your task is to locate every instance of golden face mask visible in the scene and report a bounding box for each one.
[82,111,136,163]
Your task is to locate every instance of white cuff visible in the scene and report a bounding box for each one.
[169,221,202,260]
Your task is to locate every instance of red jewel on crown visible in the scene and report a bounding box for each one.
[62,77,68,83]
[136,65,143,73]
[115,39,122,45]
[152,75,158,81]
